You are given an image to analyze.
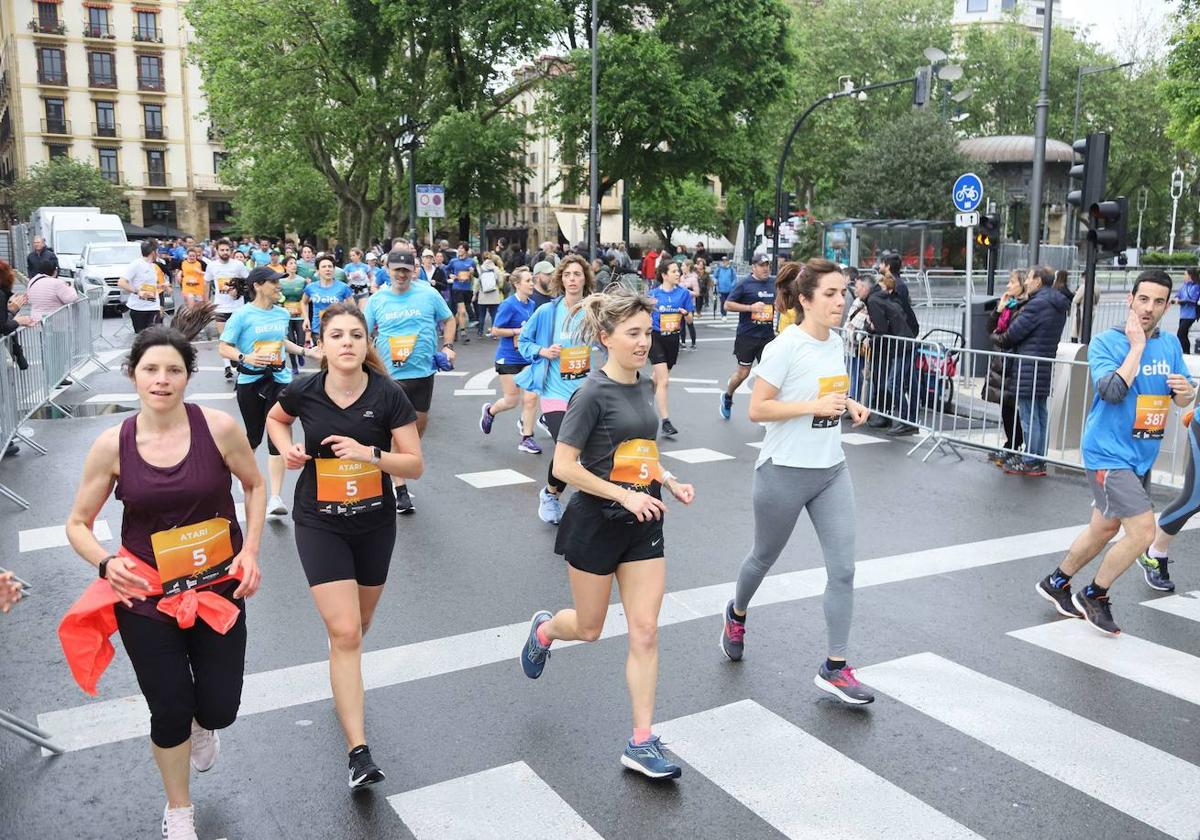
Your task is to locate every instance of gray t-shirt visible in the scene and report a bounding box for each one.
[557,369,661,493]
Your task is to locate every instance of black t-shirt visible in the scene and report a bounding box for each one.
[276,367,417,532]
[728,275,777,339]
[530,289,554,309]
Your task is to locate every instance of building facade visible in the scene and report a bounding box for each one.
[0,0,232,236]
[951,0,1072,34]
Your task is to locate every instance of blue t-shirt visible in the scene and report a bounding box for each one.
[1178,281,1200,321]
[727,275,777,338]
[343,261,371,291]
[649,285,694,334]
[250,248,272,267]
[1081,327,1189,474]
[220,304,293,385]
[303,280,353,332]
[447,257,477,291]
[494,295,537,365]
[364,285,453,380]
[543,301,589,402]
[373,266,390,289]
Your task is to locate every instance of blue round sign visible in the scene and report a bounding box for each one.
[953,172,983,213]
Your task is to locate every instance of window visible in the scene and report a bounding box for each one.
[88,51,116,87]
[213,151,228,173]
[532,209,539,224]
[43,98,66,134]
[528,191,538,204]
[95,101,116,137]
[143,103,163,139]
[48,144,69,160]
[137,55,163,90]
[135,11,160,42]
[146,149,166,186]
[966,0,988,11]
[36,1,60,31]
[210,200,233,224]
[1001,0,1017,7]
[98,148,119,183]
[528,151,538,165]
[36,48,66,84]
[143,200,176,225]
[86,7,112,38]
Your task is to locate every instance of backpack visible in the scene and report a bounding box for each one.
[480,268,498,294]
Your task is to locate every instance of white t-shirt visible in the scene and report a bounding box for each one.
[205,258,248,315]
[122,259,161,312]
[754,325,848,470]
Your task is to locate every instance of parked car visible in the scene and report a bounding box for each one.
[77,241,174,315]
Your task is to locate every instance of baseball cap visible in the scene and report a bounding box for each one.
[532,260,554,275]
[366,252,379,262]
[387,250,415,269]
[422,249,434,258]
[752,253,771,265]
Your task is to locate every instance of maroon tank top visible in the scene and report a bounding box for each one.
[115,402,243,621]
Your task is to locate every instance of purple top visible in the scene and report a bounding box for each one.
[115,402,242,621]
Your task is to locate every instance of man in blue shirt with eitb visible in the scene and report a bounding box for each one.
[1036,268,1195,636]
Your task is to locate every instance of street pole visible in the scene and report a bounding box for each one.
[408,144,418,243]
[1068,63,1132,251]
[965,224,974,356]
[1170,168,1184,255]
[1136,186,1148,253]
[1081,235,1099,344]
[588,0,599,262]
[1027,0,1053,265]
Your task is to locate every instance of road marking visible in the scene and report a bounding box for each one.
[860,652,1200,840]
[453,389,496,397]
[662,447,736,464]
[389,762,603,840]
[1141,591,1200,622]
[435,370,469,377]
[1008,620,1200,707]
[463,369,497,391]
[694,336,735,342]
[658,700,981,839]
[843,432,889,445]
[19,520,111,553]
[670,377,718,384]
[684,387,725,394]
[455,469,535,489]
[745,442,763,449]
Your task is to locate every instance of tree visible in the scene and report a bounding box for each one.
[838,110,979,220]
[629,179,723,246]
[222,148,336,240]
[4,158,128,220]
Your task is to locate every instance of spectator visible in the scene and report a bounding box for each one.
[26,253,79,322]
[473,256,505,337]
[1176,267,1200,354]
[695,257,712,318]
[0,260,32,455]
[0,569,22,613]
[26,235,56,277]
[883,252,920,336]
[985,269,1029,464]
[865,269,916,430]
[845,273,874,400]
[1072,273,1102,343]
[641,247,658,281]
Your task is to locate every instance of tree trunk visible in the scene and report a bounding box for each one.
[336,198,354,249]
[458,213,470,244]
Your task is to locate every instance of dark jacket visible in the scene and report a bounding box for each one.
[894,277,920,336]
[985,299,1026,402]
[993,285,1069,398]
[27,247,57,278]
[865,285,915,340]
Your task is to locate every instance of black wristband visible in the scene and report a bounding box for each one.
[98,556,114,579]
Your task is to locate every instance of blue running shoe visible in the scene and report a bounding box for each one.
[521,610,552,679]
[719,392,732,420]
[480,403,495,435]
[538,487,562,524]
[621,735,682,780]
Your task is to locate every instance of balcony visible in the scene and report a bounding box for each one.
[88,73,117,90]
[37,69,68,86]
[206,125,225,143]
[193,173,231,193]
[81,21,115,39]
[137,76,165,92]
[100,169,122,185]
[91,122,120,138]
[28,19,66,36]
[133,27,163,44]
[40,118,71,136]
[141,124,166,141]
[145,171,168,188]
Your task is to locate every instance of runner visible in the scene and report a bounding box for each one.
[679,259,700,350]
[1036,269,1194,635]
[1137,404,1200,592]
[480,266,540,454]
[265,302,423,789]
[519,286,695,780]
[278,256,308,374]
[718,259,874,705]
[343,247,372,304]
[713,255,737,320]
[718,253,776,419]
[516,255,596,524]
[447,243,478,344]
[302,254,355,349]
[366,252,386,292]
[530,261,555,308]
[362,250,456,514]
[63,326,264,839]
[119,240,166,334]
[179,247,208,306]
[206,238,249,379]
[297,244,317,281]
[648,260,694,438]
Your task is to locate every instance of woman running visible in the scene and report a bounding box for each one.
[279,256,308,373]
[679,259,700,350]
[219,267,320,517]
[265,302,423,789]
[301,254,354,348]
[481,266,541,454]
[520,287,695,779]
[719,259,875,704]
[64,327,264,840]
[648,260,695,438]
[516,255,596,524]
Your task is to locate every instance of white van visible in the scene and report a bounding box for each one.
[29,206,127,277]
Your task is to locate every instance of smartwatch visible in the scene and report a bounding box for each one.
[371,446,382,464]
[98,555,115,579]
[237,353,245,363]
[442,343,454,350]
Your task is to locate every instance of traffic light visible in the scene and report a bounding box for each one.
[1066,132,1109,220]
[975,213,998,249]
[913,67,931,107]
[764,215,776,241]
[784,192,799,217]
[1090,196,1128,255]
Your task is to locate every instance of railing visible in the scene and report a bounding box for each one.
[137,75,165,92]
[0,287,109,509]
[40,118,70,135]
[133,27,163,43]
[100,169,122,184]
[91,121,120,138]
[193,173,230,191]
[36,69,67,86]
[88,73,117,89]
[141,123,166,140]
[28,19,66,36]
[145,170,168,187]
[81,21,115,39]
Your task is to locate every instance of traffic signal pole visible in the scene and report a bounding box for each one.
[1080,234,1098,345]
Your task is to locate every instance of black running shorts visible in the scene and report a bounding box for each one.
[495,362,529,375]
[733,333,771,367]
[555,492,665,576]
[397,374,435,414]
[649,332,681,370]
[295,521,396,587]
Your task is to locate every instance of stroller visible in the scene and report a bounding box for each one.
[913,329,962,418]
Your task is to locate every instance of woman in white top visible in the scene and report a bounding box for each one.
[719,258,877,705]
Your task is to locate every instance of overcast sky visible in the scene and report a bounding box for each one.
[1060,0,1177,60]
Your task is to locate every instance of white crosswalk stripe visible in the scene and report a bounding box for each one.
[1141,591,1200,622]
[19,520,112,553]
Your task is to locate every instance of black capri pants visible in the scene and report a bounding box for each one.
[116,605,247,748]
[236,376,285,455]
[543,409,567,493]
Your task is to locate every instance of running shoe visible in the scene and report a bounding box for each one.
[887,423,917,437]
[224,366,233,380]
[395,484,414,515]
[987,451,1007,466]
[661,419,679,438]
[518,436,542,455]
[161,804,198,840]
[720,600,745,661]
[348,744,385,789]
[1035,575,1083,619]
[719,393,732,420]
[538,487,562,525]
[1004,460,1047,477]
[1072,589,1121,636]
[480,403,494,435]
[462,333,470,344]
[1136,552,1175,592]
[537,414,552,437]
[621,735,682,780]
[268,495,288,516]
[814,663,875,705]
[189,720,220,772]
[521,610,553,679]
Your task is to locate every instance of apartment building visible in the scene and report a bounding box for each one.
[952,0,1074,34]
[0,0,232,236]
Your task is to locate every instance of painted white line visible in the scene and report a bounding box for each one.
[842,432,889,445]
[389,762,603,840]
[19,520,111,553]
[455,469,535,489]
[453,389,496,397]
[435,370,469,377]
[745,442,763,449]
[861,653,1200,840]
[670,377,719,384]
[1008,620,1200,707]
[1141,591,1200,623]
[694,336,735,342]
[658,700,981,839]
[662,447,736,464]
[684,387,725,394]
[463,369,497,391]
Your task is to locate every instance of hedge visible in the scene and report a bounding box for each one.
[1142,250,1199,266]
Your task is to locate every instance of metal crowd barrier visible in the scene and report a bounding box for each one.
[0,286,109,509]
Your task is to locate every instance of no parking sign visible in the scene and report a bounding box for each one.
[417,185,445,218]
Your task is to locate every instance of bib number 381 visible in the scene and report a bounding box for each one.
[151,517,235,597]
[315,459,384,515]
[1133,395,1170,440]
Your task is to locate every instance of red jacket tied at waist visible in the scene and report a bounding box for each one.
[58,548,242,696]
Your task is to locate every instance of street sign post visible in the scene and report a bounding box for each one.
[952,172,983,213]
[955,212,979,228]
[417,184,445,246]
[954,173,984,360]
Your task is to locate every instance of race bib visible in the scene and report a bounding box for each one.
[560,345,590,380]
[456,270,471,281]
[751,304,775,324]
[659,312,682,335]
[284,300,303,317]
[610,438,663,488]
[182,277,205,297]
[315,459,384,515]
[217,277,230,294]
[139,283,158,297]
[388,334,418,366]
[253,340,283,365]
[813,374,850,429]
[1133,395,1170,440]
[150,517,235,597]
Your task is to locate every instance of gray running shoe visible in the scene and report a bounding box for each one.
[814,663,875,705]
[1136,553,1175,592]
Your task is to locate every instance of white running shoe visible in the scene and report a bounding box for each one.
[161,804,198,840]
[268,494,288,516]
[189,720,220,772]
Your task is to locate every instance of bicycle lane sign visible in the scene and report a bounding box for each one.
[953,172,983,213]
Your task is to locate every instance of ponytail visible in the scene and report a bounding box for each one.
[575,286,655,347]
[776,258,843,324]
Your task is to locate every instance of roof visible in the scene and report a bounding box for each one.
[826,219,951,229]
[958,135,1074,164]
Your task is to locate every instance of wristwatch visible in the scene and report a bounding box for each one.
[442,343,454,350]
[98,555,115,579]
[237,353,245,363]
[371,446,382,464]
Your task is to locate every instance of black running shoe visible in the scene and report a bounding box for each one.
[1035,575,1083,619]
[348,744,385,789]
[224,367,233,380]
[661,419,678,438]
[1072,589,1121,636]
[395,485,414,515]
[1136,553,1175,592]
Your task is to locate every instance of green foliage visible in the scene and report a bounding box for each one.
[4,158,129,220]
[421,111,530,221]
[1164,13,1200,157]
[1142,250,1199,266]
[222,149,336,239]
[629,179,724,245]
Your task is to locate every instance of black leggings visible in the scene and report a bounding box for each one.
[117,606,247,748]
[544,410,566,493]
[1179,318,1195,355]
[287,320,306,370]
[236,377,284,455]
[1160,418,1200,536]
[1001,397,1024,451]
[129,309,160,333]
[684,319,696,346]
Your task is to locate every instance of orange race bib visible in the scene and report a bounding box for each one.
[284,300,303,317]
[456,270,471,281]
[315,458,384,515]
[253,340,283,365]
[659,312,682,335]
[560,345,591,380]
[609,439,664,488]
[150,517,235,597]
[751,304,775,324]
[1133,395,1170,440]
[813,374,850,429]
[216,276,231,294]
[388,335,418,366]
[139,282,158,298]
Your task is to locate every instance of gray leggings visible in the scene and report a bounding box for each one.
[734,460,857,657]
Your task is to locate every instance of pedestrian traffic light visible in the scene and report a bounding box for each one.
[1089,196,1128,255]
[764,215,776,240]
[1066,132,1109,220]
[784,192,799,217]
[975,214,998,249]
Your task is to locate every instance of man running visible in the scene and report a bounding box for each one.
[1036,269,1195,635]
[1136,404,1200,592]
[206,239,249,378]
[447,243,478,344]
[718,253,776,420]
[530,261,555,308]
